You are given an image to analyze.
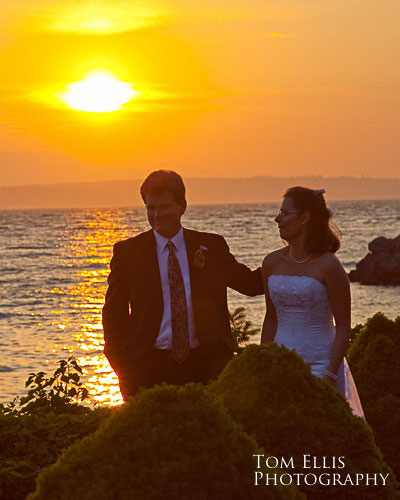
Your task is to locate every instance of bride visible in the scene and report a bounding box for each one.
[261,186,364,417]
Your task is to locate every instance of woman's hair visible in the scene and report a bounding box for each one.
[283,186,340,254]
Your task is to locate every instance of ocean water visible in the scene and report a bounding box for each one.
[1,200,399,406]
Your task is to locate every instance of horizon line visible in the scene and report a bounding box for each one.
[2,174,400,190]
[1,198,400,213]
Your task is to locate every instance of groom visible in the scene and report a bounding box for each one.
[102,170,263,399]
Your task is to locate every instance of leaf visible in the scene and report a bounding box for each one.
[71,361,83,374]
[20,395,34,405]
[80,388,89,400]
[34,373,46,385]
[70,373,80,384]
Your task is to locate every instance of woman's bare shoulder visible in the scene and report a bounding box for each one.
[262,247,287,269]
[318,252,347,276]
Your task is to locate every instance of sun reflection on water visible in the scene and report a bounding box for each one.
[77,354,124,406]
[53,211,138,407]
[0,207,151,405]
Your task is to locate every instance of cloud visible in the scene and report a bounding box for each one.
[0,1,171,36]
[268,32,297,38]
[46,4,171,35]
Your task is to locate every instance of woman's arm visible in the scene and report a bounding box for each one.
[323,255,351,385]
[260,254,278,344]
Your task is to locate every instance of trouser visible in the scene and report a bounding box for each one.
[118,347,211,401]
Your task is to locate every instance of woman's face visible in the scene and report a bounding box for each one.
[275,196,305,242]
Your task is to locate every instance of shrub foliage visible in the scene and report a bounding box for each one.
[28,384,305,500]
[0,358,111,500]
[0,408,110,500]
[230,306,260,353]
[348,312,400,481]
[210,343,398,500]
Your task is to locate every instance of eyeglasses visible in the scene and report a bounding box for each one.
[276,210,298,217]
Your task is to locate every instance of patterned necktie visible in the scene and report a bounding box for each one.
[166,240,190,363]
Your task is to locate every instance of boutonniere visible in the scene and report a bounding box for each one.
[193,245,208,269]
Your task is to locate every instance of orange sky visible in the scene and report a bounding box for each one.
[0,0,399,186]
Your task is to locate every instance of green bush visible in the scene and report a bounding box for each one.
[0,358,112,500]
[348,313,400,480]
[210,344,398,500]
[0,408,110,500]
[1,357,92,417]
[28,384,304,500]
[349,323,364,349]
[230,306,260,354]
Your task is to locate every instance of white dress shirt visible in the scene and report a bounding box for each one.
[153,227,199,349]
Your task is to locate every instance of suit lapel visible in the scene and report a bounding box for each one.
[183,228,198,276]
[139,230,163,305]
[183,227,203,307]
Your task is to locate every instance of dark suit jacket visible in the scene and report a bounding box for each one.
[102,228,263,380]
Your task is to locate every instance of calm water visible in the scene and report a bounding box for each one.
[1,200,399,405]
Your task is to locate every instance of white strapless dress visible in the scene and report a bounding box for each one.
[268,275,364,418]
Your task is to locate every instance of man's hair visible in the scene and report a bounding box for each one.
[140,170,187,207]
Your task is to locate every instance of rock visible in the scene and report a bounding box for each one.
[368,235,400,253]
[348,234,400,285]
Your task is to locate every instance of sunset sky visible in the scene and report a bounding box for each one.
[0,0,399,187]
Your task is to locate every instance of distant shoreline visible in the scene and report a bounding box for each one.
[1,199,400,213]
[1,176,400,210]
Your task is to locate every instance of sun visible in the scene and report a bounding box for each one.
[59,71,138,112]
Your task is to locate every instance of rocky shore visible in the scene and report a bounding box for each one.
[348,235,400,285]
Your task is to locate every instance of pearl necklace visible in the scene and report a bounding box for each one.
[289,246,312,264]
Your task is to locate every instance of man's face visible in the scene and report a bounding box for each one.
[145,190,186,239]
